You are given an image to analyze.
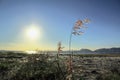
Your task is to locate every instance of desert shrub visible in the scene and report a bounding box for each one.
[0,64,9,72]
[10,57,66,80]
[96,72,120,80]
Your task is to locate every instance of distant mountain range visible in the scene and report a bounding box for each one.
[0,47,120,54]
[94,47,120,54]
[78,47,120,54]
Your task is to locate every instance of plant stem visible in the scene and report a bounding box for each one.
[68,28,73,80]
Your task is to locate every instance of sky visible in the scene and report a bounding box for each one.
[0,0,120,51]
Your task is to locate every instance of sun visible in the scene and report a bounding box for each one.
[26,24,40,40]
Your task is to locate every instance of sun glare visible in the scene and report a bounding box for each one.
[25,50,37,54]
[26,24,40,40]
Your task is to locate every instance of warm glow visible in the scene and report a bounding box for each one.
[26,24,40,40]
[25,50,37,54]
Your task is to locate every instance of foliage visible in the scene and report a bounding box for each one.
[0,52,67,80]
[97,72,120,80]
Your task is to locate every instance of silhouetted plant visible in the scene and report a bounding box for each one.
[67,19,90,80]
[57,41,64,59]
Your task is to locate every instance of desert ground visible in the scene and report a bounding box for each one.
[0,52,120,80]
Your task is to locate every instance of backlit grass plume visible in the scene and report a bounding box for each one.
[67,18,90,80]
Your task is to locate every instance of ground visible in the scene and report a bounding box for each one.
[0,52,120,80]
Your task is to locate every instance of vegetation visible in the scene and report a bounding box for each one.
[0,51,120,80]
[0,52,67,80]
[97,72,120,80]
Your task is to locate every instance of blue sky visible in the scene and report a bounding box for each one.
[0,0,120,51]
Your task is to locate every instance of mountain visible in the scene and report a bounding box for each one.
[94,47,120,54]
[77,47,120,54]
[79,49,94,54]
